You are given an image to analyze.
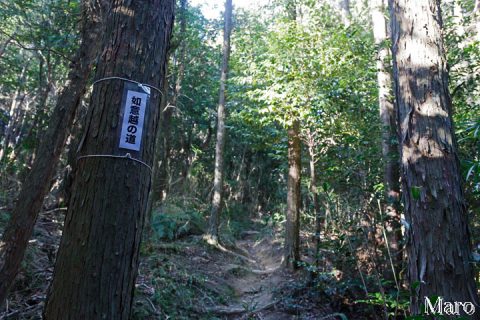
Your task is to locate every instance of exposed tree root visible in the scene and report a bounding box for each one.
[318,312,348,320]
[224,263,279,275]
[202,234,256,264]
[240,230,260,238]
[204,300,279,316]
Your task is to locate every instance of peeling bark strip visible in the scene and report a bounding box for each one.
[389,0,480,316]
[0,0,108,307]
[43,0,175,319]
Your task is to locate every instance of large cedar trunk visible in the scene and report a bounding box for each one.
[207,0,233,243]
[43,0,174,318]
[285,120,301,269]
[389,0,480,315]
[371,0,402,279]
[0,0,108,306]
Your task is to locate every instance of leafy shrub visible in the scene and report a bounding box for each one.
[151,204,205,241]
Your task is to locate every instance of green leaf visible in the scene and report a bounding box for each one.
[411,281,421,290]
[411,186,421,200]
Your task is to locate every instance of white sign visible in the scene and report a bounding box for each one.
[119,90,148,151]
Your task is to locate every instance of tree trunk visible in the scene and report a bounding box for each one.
[206,0,233,244]
[25,53,54,165]
[285,120,301,269]
[0,62,29,163]
[282,0,302,271]
[179,128,193,190]
[389,0,480,315]
[148,61,169,220]
[0,30,16,59]
[371,0,402,281]
[174,0,190,194]
[0,0,109,308]
[5,93,27,161]
[339,0,351,25]
[452,0,466,36]
[157,87,173,202]
[307,134,322,269]
[172,0,187,114]
[1,93,27,162]
[43,0,174,318]
[475,0,480,39]
[56,100,90,209]
[151,0,188,207]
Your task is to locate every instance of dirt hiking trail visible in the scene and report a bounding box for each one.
[202,231,338,320]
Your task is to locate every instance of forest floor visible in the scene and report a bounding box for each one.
[131,210,371,320]
[0,205,373,319]
[134,227,343,319]
[199,231,338,319]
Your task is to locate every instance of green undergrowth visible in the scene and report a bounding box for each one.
[134,198,276,319]
[220,202,267,245]
[133,238,236,319]
[150,200,206,242]
[149,198,267,246]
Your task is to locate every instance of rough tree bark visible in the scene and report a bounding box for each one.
[389,0,480,315]
[370,0,402,279]
[206,0,233,244]
[43,0,174,318]
[0,0,108,307]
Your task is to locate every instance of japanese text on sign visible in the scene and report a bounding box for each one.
[119,90,148,151]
